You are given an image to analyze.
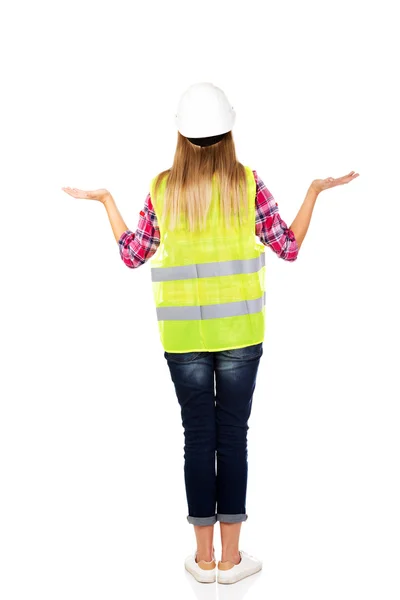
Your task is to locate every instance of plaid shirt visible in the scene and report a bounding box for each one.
[118,170,299,267]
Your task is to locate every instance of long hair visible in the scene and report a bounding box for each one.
[152,130,249,232]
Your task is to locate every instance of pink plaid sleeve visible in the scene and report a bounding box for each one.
[253,170,299,261]
[118,193,160,268]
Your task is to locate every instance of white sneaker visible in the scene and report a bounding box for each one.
[184,550,217,583]
[217,550,262,584]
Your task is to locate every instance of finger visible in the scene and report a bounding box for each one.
[340,176,357,185]
[72,189,86,197]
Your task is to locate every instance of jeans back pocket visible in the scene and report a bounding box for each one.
[164,350,206,363]
[219,342,263,360]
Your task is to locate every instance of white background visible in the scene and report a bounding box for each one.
[1,1,399,599]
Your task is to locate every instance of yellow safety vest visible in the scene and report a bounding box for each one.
[149,165,266,352]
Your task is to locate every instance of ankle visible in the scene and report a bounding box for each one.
[196,551,214,563]
[221,551,241,564]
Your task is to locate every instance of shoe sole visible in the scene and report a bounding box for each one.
[218,564,262,584]
[185,564,216,583]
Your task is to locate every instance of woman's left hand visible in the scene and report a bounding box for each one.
[310,171,359,194]
[61,187,111,204]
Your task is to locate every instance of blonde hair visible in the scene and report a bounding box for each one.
[152,130,249,232]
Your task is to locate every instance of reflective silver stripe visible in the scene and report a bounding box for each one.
[151,253,265,282]
[156,292,266,321]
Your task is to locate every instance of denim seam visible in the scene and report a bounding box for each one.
[187,515,217,525]
[216,513,248,523]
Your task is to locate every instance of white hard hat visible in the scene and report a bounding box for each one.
[175,82,236,138]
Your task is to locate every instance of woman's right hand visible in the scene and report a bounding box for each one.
[311,171,359,194]
[61,187,112,204]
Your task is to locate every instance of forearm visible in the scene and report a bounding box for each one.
[103,194,129,243]
[289,185,319,250]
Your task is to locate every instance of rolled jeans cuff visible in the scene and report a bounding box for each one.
[217,513,248,523]
[187,515,217,526]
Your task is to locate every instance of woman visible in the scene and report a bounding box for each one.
[62,82,359,585]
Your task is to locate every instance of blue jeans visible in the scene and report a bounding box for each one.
[164,342,263,526]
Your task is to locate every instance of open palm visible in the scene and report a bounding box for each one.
[61,187,110,204]
[312,171,359,193]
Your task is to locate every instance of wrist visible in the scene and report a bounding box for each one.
[307,184,320,200]
[102,192,113,206]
